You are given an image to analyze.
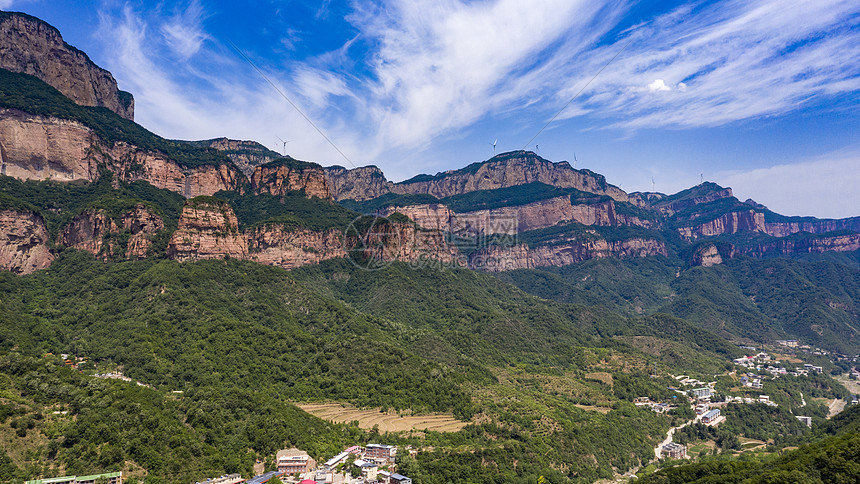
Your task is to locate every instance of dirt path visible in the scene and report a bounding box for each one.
[654,407,698,459]
[828,398,846,418]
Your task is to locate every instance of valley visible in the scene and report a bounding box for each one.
[0,8,859,484]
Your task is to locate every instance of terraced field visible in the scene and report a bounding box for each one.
[297,403,468,433]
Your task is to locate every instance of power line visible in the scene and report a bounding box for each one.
[522,36,636,151]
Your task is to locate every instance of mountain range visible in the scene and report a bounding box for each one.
[2,10,860,484]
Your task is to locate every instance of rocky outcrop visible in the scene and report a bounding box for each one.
[391,152,635,203]
[743,233,860,258]
[247,226,346,269]
[692,244,724,267]
[251,159,332,199]
[358,220,462,266]
[764,217,860,237]
[0,12,133,119]
[677,210,766,240]
[0,108,243,196]
[654,183,734,215]
[167,198,457,268]
[167,198,248,261]
[325,152,637,204]
[189,138,280,177]
[378,197,650,237]
[324,165,393,201]
[0,208,53,274]
[377,204,455,232]
[469,236,667,272]
[58,204,164,259]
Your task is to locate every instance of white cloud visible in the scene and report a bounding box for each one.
[717,147,860,219]
[0,1,14,10]
[160,0,209,60]
[90,0,860,184]
[647,79,671,92]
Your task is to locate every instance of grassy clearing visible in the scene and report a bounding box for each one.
[297,403,468,433]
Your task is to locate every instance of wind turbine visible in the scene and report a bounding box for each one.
[573,153,578,169]
[535,144,540,155]
[489,139,498,156]
[700,171,704,185]
[276,135,291,156]
[651,176,655,192]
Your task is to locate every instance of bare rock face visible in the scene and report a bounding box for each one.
[324,152,637,204]
[0,108,243,196]
[191,138,280,177]
[744,233,860,258]
[692,244,724,267]
[247,226,346,269]
[358,220,462,266]
[764,217,860,237]
[392,152,635,203]
[59,204,164,259]
[379,197,650,238]
[470,236,667,272]
[0,12,134,119]
[377,204,455,232]
[677,210,766,240]
[167,198,248,261]
[324,165,393,201]
[0,208,53,274]
[251,159,333,199]
[654,184,734,215]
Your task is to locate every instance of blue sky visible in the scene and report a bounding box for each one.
[5,0,860,217]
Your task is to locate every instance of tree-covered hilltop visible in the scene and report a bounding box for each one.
[0,251,764,483]
[495,253,860,354]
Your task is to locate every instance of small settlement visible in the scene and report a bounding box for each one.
[190,443,408,484]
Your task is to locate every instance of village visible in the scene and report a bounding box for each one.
[28,341,860,484]
[642,340,860,461]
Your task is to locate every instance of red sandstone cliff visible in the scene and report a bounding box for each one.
[167,198,248,261]
[58,204,164,259]
[191,138,280,177]
[470,236,667,272]
[0,208,53,274]
[0,12,133,119]
[0,108,243,196]
[324,165,393,201]
[251,159,332,199]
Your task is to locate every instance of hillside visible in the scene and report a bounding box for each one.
[2,9,860,484]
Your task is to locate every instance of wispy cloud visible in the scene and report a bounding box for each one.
[160,0,209,60]
[91,0,860,185]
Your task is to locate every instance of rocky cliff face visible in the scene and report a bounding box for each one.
[691,243,725,267]
[764,217,860,237]
[358,220,462,266]
[58,204,164,259]
[324,165,393,201]
[247,226,346,269]
[470,236,667,272]
[324,152,638,204]
[379,197,649,237]
[0,108,242,196]
[0,12,133,119]
[251,159,332,199]
[167,199,248,261]
[677,210,766,240]
[167,198,456,268]
[191,138,280,177]
[392,152,636,203]
[654,184,734,215]
[0,208,53,274]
